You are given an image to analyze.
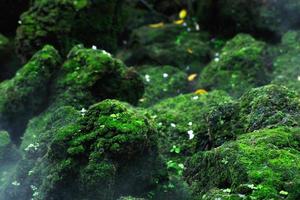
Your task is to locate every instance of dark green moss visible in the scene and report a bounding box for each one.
[197,34,272,97]
[138,65,188,107]
[50,45,144,110]
[0,45,61,143]
[16,0,125,61]
[184,127,300,200]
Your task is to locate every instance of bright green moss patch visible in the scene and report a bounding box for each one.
[198,34,271,97]
[138,65,188,107]
[184,127,300,200]
[0,45,61,143]
[50,45,144,110]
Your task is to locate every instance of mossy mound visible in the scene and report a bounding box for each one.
[197,34,272,97]
[16,0,125,61]
[0,45,61,143]
[3,100,167,200]
[196,0,300,40]
[122,24,211,72]
[150,90,233,160]
[50,45,144,110]
[184,127,300,200]
[138,65,188,107]
[272,31,300,94]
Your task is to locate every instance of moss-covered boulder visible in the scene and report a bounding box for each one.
[197,34,272,97]
[196,0,300,40]
[3,100,167,200]
[50,45,144,110]
[184,127,300,200]
[272,31,300,94]
[150,90,233,160]
[0,45,61,143]
[16,0,125,61]
[121,24,211,72]
[138,65,188,107]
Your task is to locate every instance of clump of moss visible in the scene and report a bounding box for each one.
[121,24,212,72]
[3,100,167,200]
[50,45,144,110]
[197,34,272,97]
[138,65,188,107]
[150,90,234,159]
[272,31,300,94]
[0,45,61,143]
[184,127,300,200]
[16,0,125,61]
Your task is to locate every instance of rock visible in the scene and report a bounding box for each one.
[3,100,167,200]
[138,65,188,107]
[184,127,300,200]
[16,0,125,61]
[197,34,272,97]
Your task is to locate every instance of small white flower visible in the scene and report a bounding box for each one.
[170,123,176,128]
[18,20,22,25]
[12,181,20,186]
[80,108,87,116]
[214,57,220,62]
[145,74,151,82]
[194,23,200,31]
[192,96,199,100]
[188,122,193,126]
[92,45,97,50]
[187,130,194,140]
[163,73,169,78]
[297,75,300,81]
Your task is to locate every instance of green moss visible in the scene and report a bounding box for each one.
[138,65,188,107]
[16,0,125,61]
[184,127,300,200]
[0,45,61,143]
[198,34,271,97]
[122,24,212,72]
[150,90,233,160]
[50,45,144,110]
[3,100,167,200]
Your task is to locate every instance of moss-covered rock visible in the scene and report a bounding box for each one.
[0,45,61,143]
[121,24,211,72]
[50,45,144,110]
[16,0,125,61]
[3,100,167,200]
[138,65,188,107]
[197,34,272,97]
[184,127,300,200]
[272,31,300,94]
[150,90,234,160]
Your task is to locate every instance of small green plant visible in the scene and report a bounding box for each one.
[167,160,184,176]
[170,145,181,154]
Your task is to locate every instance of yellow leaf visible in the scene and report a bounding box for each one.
[194,89,208,95]
[188,73,197,81]
[179,9,187,19]
[187,48,193,54]
[173,19,184,25]
[149,22,164,28]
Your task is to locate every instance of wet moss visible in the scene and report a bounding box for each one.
[184,127,300,200]
[0,45,61,143]
[198,34,272,97]
[138,65,188,107]
[16,0,125,61]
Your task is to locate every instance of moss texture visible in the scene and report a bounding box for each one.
[16,0,125,61]
[0,45,61,143]
[138,65,188,107]
[197,34,272,97]
[184,127,300,200]
[50,45,144,110]
[3,100,167,200]
[121,24,212,72]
